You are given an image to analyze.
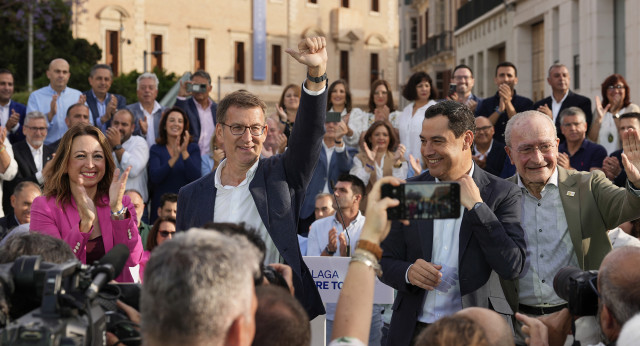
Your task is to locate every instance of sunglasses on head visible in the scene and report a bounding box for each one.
[158,230,175,238]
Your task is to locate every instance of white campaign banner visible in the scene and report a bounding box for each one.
[303,256,394,304]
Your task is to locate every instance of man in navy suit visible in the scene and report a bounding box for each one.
[297,118,352,234]
[0,69,26,144]
[175,70,218,156]
[176,37,328,319]
[531,63,592,142]
[2,111,54,215]
[380,100,526,346]
[83,64,126,132]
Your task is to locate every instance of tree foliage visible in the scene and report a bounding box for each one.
[0,0,100,92]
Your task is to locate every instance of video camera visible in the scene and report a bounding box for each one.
[0,244,136,345]
[553,266,599,316]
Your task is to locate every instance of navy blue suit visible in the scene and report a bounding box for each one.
[176,86,327,319]
[83,90,127,130]
[531,91,592,143]
[174,97,217,145]
[380,166,526,346]
[7,101,26,144]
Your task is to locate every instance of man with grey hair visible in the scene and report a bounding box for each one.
[26,58,85,145]
[127,72,165,147]
[500,110,640,339]
[2,111,53,215]
[531,63,592,142]
[141,228,260,346]
[176,70,218,155]
[84,64,127,131]
[557,107,607,172]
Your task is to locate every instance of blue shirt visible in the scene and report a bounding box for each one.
[26,85,88,144]
[475,90,534,142]
[558,139,607,172]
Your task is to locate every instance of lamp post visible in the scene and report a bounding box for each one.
[217,75,234,102]
[143,50,165,73]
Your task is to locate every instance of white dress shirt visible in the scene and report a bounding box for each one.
[398,100,437,166]
[0,138,19,217]
[113,135,149,202]
[551,90,569,123]
[27,142,45,184]
[141,101,162,147]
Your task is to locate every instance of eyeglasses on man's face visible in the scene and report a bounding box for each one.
[220,123,266,136]
[514,142,556,155]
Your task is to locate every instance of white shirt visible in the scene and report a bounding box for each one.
[195,98,215,155]
[350,153,408,186]
[140,101,162,147]
[473,140,494,162]
[321,141,346,193]
[398,100,437,166]
[551,90,569,123]
[27,142,45,184]
[112,135,149,202]
[417,165,472,323]
[307,211,366,320]
[348,110,401,147]
[0,138,18,218]
[329,107,363,149]
[213,158,280,265]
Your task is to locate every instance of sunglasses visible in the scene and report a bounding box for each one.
[158,230,175,238]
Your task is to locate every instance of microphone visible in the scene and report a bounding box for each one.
[86,244,130,300]
[330,180,351,256]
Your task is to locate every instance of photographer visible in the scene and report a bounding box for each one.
[517,246,640,346]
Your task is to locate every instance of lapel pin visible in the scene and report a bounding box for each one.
[567,191,575,197]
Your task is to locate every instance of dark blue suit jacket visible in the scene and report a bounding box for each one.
[300,145,352,219]
[174,97,217,145]
[176,86,327,319]
[531,91,592,142]
[8,101,26,144]
[83,90,127,131]
[380,166,526,346]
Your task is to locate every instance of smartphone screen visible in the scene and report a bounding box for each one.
[326,111,342,123]
[449,83,457,96]
[381,182,461,220]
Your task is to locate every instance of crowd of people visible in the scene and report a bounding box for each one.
[1,34,640,346]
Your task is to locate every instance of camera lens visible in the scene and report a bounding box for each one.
[553,266,583,302]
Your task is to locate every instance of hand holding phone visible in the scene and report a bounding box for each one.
[381,181,461,220]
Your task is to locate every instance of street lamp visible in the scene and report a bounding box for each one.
[217,75,234,102]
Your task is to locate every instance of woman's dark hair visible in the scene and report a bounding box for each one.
[601,74,631,109]
[363,120,398,152]
[402,71,435,101]
[146,216,176,251]
[368,79,396,113]
[156,107,191,145]
[327,79,352,113]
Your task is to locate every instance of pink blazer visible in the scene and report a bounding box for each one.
[30,194,143,283]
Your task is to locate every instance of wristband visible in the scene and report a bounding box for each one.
[324,245,336,255]
[365,163,375,171]
[307,72,328,83]
[111,206,127,218]
[356,240,383,260]
[351,251,382,276]
[113,144,123,151]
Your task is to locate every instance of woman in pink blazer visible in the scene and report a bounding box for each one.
[30,124,143,282]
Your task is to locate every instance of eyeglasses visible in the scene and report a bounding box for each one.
[158,230,175,238]
[454,75,472,81]
[219,123,266,136]
[561,122,584,128]
[515,142,556,155]
[608,84,625,90]
[24,126,47,132]
[476,126,493,132]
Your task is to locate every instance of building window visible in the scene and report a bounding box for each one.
[340,50,349,83]
[531,21,545,102]
[342,0,349,8]
[410,18,417,50]
[371,0,379,12]
[234,41,245,84]
[370,53,379,85]
[151,34,163,70]
[195,38,206,71]
[573,55,580,90]
[424,10,429,42]
[106,30,119,75]
[272,45,282,86]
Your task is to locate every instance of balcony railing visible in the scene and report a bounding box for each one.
[457,0,502,29]
[410,31,453,68]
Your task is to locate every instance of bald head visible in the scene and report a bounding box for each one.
[455,307,514,346]
[47,58,71,92]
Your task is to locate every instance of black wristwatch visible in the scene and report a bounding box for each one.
[324,245,336,255]
[113,144,123,151]
[307,72,328,83]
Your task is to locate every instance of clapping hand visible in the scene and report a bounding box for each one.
[109,167,131,213]
[621,128,640,187]
[71,175,96,233]
[393,144,406,162]
[408,154,422,174]
[138,117,148,136]
[6,109,20,130]
[602,156,622,181]
[595,96,611,120]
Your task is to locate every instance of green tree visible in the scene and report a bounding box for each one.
[0,0,100,92]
